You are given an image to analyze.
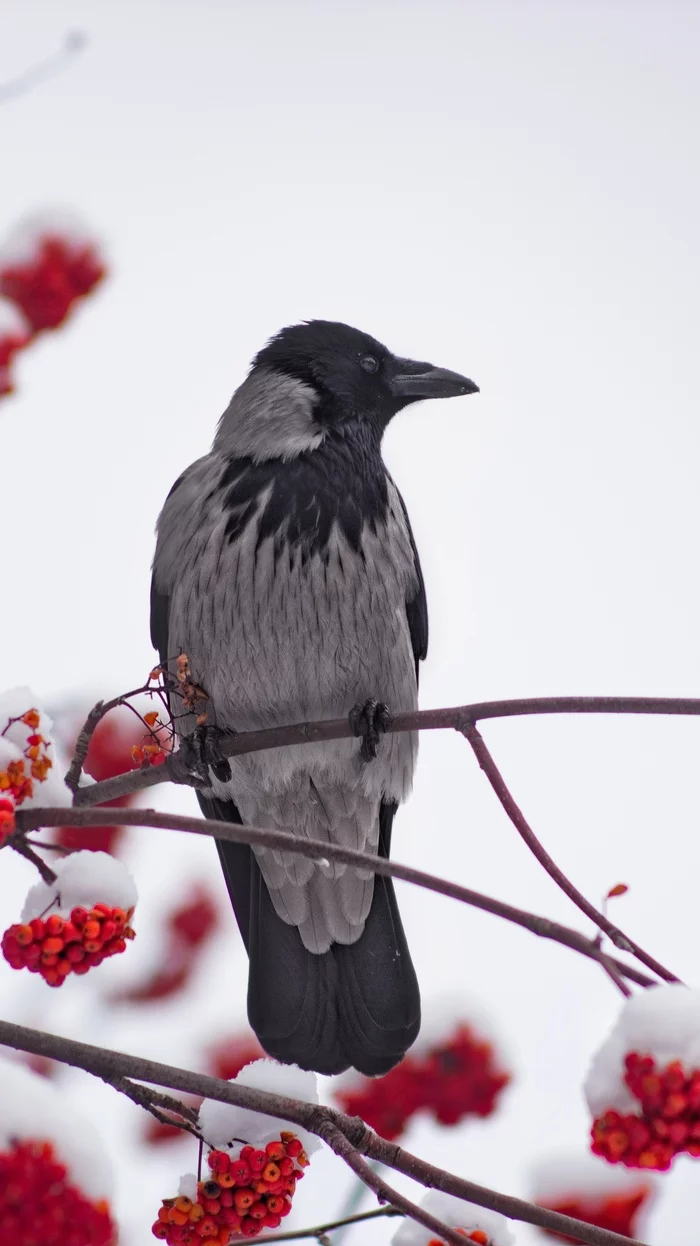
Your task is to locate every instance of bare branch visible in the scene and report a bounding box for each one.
[462,722,679,984]
[13,805,656,988]
[0,32,86,104]
[320,1120,467,1246]
[64,683,156,792]
[9,835,57,884]
[67,694,700,808]
[110,1077,202,1140]
[0,1018,648,1246]
[255,1207,401,1243]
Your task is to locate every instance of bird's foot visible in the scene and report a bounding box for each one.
[179,724,232,787]
[349,699,391,762]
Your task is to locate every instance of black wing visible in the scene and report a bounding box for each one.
[394,484,428,682]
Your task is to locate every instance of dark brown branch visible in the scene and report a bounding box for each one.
[9,835,57,884]
[0,32,86,103]
[67,694,700,808]
[462,722,679,984]
[256,1207,400,1243]
[0,1019,647,1246]
[320,1121,466,1246]
[12,805,655,988]
[64,684,154,792]
[110,1077,201,1140]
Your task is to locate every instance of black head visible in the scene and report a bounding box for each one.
[252,320,478,433]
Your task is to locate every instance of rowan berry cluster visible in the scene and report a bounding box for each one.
[538,1184,651,1242]
[0,1137,115,1246]
[337,1023,509,1140]
[591,1051,700,1170]
[153,1136,309,1242]
[2,903,135,987]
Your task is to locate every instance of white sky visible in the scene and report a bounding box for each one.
[2,1,700,1242]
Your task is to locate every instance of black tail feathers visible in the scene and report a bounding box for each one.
[200,795,420,1076]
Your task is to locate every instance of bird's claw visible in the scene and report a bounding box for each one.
[349,699,390,762]
[180,724,232,787]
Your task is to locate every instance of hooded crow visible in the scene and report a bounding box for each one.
[151,320,478,1075]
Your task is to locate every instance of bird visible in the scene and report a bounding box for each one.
[151,320,478,1076]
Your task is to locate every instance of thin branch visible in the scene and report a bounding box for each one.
[0,32,86,103]
[321,1121,466,1246]
[110,1077,202,1140]
[0,1019,647,1246]
[12,805,656,988]
[257,1207,401,1243]
[67,694,700,808]
[9,835,57,884]
[462,722,679,984]
[64,684,154,792]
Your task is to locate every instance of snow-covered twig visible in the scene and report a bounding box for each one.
[0,1017,648,1246]
[111,1077,202,1140]
[12,805,655,988]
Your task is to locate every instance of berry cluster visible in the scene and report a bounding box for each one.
[0,299,30,397]
[153,1137,309,1241]
[538,1186,651,1243]
[0,232,105,334]
[427,1232,490,1245]
[337,1023,510,1140]
[0,708,53,798]
[0,1137,115,1246]
[131,708,168,768]
[2,904,135,987]
[591,1051,700,1170]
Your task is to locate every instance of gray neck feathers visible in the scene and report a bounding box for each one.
[213,368,326,463]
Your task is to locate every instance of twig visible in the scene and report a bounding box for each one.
[321,1121,466,1246]
[66,694,700,808]
[12,805,656,988]
[9,836,57,884]
[461,722,679,984]
[0,1019,647,1246]
[64,684,153,792]
[257,1207,401,1243]
[110,1077,201,1140]
[0,32,86,103]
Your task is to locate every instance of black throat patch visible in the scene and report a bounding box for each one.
[219,422,389,562]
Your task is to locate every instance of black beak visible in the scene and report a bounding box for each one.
[389,357,479,401]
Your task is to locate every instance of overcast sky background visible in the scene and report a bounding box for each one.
[2,1,700,1242]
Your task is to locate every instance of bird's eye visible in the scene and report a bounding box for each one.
[360,354,379,374]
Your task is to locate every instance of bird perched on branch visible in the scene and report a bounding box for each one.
[151,320,478,1075]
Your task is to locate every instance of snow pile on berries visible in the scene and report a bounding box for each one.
[0,1057,115,1245]
[198,1058,320,1157]
[334,996,510,1140]
[531,1150,655,1239]
[155,1060,319,1241]
[21,850,137,921]
[2,851,138,987]
[585,984,700,1170]
[392,1192,514,1246]
[0,688,71,814]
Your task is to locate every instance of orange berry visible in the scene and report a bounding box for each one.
[202,1198,221,1215]
[144,710,159,726]
[21,709,41,729]
[174,1197,192,1214]
[41,952,58,967]
[217,1171,236,1188]
[71,906,88,926]
[168,1209,188,1226]
[262,1161,280,1183]
[157,1207,170,1223]
[45,915,65,936]
[82,920,101,940]
[42,936,64,955]
[469,1232,489,1245]
[233,1190,255,1212]
[196,1218,217,1238]
[265,1141,286,1161]
[83,939,103,954]
[188,1204,205,1223]
[56,958,72,976]
[14,924,34,946]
